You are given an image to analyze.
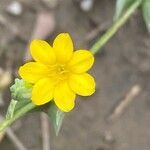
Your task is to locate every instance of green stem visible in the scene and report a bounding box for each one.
[90,0,142,54]
[0,103,36,132]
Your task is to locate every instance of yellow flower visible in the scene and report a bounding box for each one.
[19,33,95,112]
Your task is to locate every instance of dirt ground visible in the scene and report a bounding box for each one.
[0,0,150,150]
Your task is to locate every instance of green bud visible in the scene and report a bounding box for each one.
[7,79,34,117]
[10,78,33,101]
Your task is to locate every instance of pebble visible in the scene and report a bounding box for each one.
[6,1,23,16]
[80,0,94,12]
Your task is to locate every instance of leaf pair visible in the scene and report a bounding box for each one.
[114,0,150,33]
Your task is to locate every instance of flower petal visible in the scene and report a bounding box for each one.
[19,62,49,83]
[67,50,94,73]
[69,73,95,96]
[54,81,76,112]
[32,78,55,105]
[53,33,73,63]
[30,40,56,65]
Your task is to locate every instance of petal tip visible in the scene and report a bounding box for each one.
[55,33,72,41]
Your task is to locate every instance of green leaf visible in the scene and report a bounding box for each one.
[47,102,65,135]
[114,0,136,20]
[142,0,150,33]
[6,99,18,119]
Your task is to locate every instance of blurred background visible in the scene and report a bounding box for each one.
[0,0,150,149]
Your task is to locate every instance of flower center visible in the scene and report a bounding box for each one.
[56,64,69,80]
[57,65,66,74]
[48,64,70,81]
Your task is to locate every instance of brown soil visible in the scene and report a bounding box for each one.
[0,0,150,150]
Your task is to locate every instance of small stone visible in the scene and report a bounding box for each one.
[80,0,94,12]
[6,1,23,16]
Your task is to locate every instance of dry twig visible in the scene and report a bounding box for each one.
[0,14,26,42]
[41,113,50,150]
[108,84,141,121]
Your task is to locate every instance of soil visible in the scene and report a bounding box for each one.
[0,0,150,150]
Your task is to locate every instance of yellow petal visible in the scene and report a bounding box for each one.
[32,78,55,105]
[53,33,73,63]
[54,81,76,112]
[19,62,49,83]
[69,73,95,96]
[30,40,56,65]
[68,50,94,73]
